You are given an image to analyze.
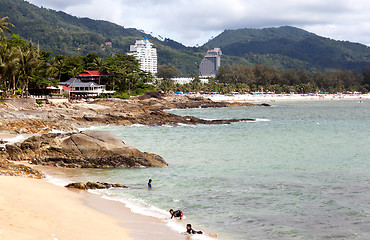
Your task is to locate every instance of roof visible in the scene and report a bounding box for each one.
[58,78,104,88]
[59,85,72,91]
[78,70,101,77]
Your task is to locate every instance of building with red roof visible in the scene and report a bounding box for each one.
[77,70,112,83]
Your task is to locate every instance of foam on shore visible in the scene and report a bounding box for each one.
[32,166,191,240]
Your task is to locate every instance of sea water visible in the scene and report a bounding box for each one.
[48,100,370,240]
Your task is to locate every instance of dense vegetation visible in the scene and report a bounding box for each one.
[156,65,370,94]
[2,0,370,75]
[205,27,370,73]
[215,64,369,93]
[0,0,204,76]
[1,1,370,96]
[0,17,155,98]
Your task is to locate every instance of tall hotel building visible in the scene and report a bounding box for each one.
[199,48,222,77]
[129,38,157,75]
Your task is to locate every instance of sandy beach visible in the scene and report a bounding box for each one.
[207,93,370,102]
[0,175,185,240]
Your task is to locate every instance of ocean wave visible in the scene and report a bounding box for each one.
[49,129,68,134]
[130,124,146,127]
[86,190,215,239]
[77,125,108,131]
[254,118,271,122]
[44,175,71,187]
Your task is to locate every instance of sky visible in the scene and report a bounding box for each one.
[26,0,370,47]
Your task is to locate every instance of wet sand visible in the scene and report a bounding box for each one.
[0,176,185,240]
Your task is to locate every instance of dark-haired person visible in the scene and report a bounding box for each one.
[148,179,152,189]
[186,224,218,237]
[169,209,183,220]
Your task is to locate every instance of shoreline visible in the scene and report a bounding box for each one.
[0,175,130,240]
[8,161,189,240]
[206,93,370,102]
[0,173,187,240]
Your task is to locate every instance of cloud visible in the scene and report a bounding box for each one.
[26,0,370,46]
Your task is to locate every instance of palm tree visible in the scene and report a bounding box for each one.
[69,67,80,78]
[0,16,14,39]
[93,57,104,85]
[18,44,41,97]
[0,41,19,95]
[51,55,66,81]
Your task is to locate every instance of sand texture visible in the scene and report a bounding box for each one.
[0,176,130,240]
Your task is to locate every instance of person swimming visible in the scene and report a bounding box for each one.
[186,224,203,234]
[186,224,219,237]
[169,209,183,220]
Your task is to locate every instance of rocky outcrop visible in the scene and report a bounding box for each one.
[0,159,45,179]
[6,131,168,168]
[0,94,266,134]
[65,182,127,190]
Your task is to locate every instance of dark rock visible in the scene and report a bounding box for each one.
[261,103,271,107]
[65,181,127,190]
[137,91,165,100]
[65,182,86,189]
[6,131,168,168]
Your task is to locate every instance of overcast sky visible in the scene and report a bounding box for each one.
[26,0,370,47]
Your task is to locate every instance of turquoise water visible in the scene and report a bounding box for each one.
[53,100,370,239]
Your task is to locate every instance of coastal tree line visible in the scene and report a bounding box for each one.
[1,16,370,98]
[0,16,154,98]
[156,64,370,94]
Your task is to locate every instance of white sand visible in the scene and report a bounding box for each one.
[0,176,130,240]
[206,93,370,102]
[0,176,186,240]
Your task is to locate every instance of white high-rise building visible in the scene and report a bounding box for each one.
[129,38,157,75]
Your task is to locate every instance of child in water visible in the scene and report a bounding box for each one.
[186,224,203,234]
[186,224,218,237]
[169,209,183,220]
[148,179,152,188]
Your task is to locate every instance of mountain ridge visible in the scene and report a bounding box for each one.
[1,0,370,74]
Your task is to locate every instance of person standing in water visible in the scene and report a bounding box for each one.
[148,179,152,189]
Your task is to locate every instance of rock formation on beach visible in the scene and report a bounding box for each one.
[0,93,267,134]
[5,131,168,168]
[0,158,45,179]
[65,182,127,190]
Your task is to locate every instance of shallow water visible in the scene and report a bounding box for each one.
[49,100,370,240]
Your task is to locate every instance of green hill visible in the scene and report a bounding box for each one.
[204,26,370,72]
[1,0,370,74]
[0,0,203,75]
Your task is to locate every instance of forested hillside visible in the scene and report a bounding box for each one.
[204,26,370,72]
[0,0,204,75]
[1,0,370,75]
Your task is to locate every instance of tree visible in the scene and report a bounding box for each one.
[157,64,180,80]
[0,41,19,94]
[51,55,67,81]
[18,44,41,97]
[106,54,152,92]
[92,57,105,85]
[0,16,14,39]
